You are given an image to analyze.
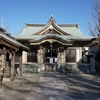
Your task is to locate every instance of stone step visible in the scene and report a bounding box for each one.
[22,64,39,74]
[71,64,87,74]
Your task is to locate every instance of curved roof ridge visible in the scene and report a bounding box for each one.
[25,23,78,27]
[32,17,70,35]
[58,24,79,27]
[25,23,45,27]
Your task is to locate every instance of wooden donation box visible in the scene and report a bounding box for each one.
[45,58,57,71]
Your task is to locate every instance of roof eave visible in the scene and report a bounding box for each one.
[0,27,6,32]
[1,35,29,51]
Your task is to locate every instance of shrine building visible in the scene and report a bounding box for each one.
[15,17,95,73]
[0,27,29,81]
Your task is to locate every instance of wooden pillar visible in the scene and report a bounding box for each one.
[61,52,64,63]
[37,49,40,63]
[19,54,22,76]
[57,52,61,64]
[40,48,43,63]
[63,50,66,63]
[6,52,9,68]
[10,51,15,81]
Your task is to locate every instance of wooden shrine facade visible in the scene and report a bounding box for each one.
[0,27,29,82]
[15,17,95,72]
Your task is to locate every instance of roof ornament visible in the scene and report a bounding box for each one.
[51,15,53,17]
[50,15,53,19]
[49,25,53,31]
[76,22,80,28]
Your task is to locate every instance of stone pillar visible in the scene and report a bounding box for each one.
[61,51,65,63]
[37,48,45,72]
[22,51,27,64]
[59,52,64,64]
[37,49,44,64]
[19,54,22,76]
[10,51,15,81]
[40,48,43,63]
[90,58,96,73]
[42,49,45,63]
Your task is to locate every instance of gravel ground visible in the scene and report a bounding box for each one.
[0,73,40,100]
[63,73,100,100]
[0,72,100,100]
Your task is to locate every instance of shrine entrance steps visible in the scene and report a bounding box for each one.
[22,63,39,75]
[21,63,95,75]
[22,63,58,75]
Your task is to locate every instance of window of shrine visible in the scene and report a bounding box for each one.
[27,52,37,62]
[66,49,76,62]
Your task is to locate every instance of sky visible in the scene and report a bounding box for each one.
[0,0,95,36]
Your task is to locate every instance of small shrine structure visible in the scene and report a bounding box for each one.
[0,27,29,83]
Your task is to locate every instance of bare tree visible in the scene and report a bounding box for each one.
[5,25,10,33]
[89,0,100,37]
[12,26,24,36]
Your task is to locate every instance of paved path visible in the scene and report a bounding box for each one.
[0,72,100,100]
[25,72,73,100]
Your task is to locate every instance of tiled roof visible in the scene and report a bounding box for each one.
[0,32,29,50]
[0,27,6,33]
[15,17,94,42]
